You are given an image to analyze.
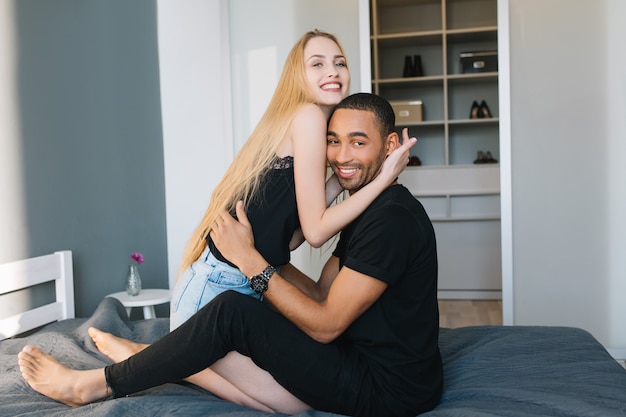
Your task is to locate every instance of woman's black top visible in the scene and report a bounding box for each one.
[207,156,299,267]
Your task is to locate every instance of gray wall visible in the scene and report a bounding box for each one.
[0,0,169,318]
[507,0,626,355]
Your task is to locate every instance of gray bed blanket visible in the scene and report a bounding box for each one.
[1,297,625,416]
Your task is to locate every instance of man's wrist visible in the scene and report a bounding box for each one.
[248,265,276,294]
[239,254,270,280]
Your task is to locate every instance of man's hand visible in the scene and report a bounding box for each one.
[210,201,263,275]
[377,128,417,184]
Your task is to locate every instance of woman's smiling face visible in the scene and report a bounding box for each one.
[303,36,350,108]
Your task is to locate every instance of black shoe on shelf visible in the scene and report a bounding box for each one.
[408,155,422,166]
[470,101,482,119]
[485,151,498,163]
[479,100,492,118]
[413,55,424,77]
[402,55,414,78]
[473,151,486,164]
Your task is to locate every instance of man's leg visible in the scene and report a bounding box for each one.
[106,291,365,415]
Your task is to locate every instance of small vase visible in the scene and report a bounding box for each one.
[125,264,142,296]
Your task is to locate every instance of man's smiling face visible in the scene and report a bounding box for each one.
[326,108,392,195]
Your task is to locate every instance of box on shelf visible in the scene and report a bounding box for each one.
[390,100,423,124]
[460,50,498,73]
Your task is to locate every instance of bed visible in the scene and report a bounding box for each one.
[1,252,626,416]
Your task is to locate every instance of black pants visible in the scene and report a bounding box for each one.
[105,291,373,416]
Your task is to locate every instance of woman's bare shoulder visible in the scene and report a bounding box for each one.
[292,103,325,123]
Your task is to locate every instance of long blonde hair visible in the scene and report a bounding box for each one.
[178,29,348,277]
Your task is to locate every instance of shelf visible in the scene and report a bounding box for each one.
[377,0,441,7]
[446,0,498,31]
[373,75,444,86]
[372,0,500,173]
[448,117,499,125]
[375,0,443,35]
[396,120,446,127]
[447,72,498,82]
[395,118,498,127]
[399,164,500,196]
[372,0,501,297]
[374,31,444,46]
[445,27,498,42]
[430,215,501,222]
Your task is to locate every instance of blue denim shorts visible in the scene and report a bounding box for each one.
[169,246,261,331]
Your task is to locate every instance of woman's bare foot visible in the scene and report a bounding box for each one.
[88,327,147,363]
[18,345,107,407]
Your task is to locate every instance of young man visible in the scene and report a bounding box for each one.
[19,93,442,417]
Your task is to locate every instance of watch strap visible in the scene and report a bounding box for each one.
[249,265,276,294]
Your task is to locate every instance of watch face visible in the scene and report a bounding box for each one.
[250,276,268,294]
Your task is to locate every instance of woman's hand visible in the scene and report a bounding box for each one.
[377,128,417,185]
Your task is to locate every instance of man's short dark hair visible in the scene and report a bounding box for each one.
[332,93,396,137]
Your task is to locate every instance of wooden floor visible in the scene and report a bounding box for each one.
[438,300,502,328]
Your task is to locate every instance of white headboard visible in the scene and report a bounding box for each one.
[0,250,75,340]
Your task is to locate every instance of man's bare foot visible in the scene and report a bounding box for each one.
[88,327,148,363]
[18,345,107,407]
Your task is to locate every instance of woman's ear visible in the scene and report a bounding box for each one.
[385,132,400,156]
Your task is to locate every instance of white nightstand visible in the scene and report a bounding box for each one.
[106,289,171,319]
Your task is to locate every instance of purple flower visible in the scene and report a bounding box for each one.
[130,252,144,265]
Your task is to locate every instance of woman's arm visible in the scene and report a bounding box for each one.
[288,173,343,251]
[290,104,414,247]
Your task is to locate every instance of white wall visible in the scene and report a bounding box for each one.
[159,0,365,284]
[605,0,626,359]
[506,0,626,357]
[227,0,364,279]
[0,1,27,260]
[157,0,233,288]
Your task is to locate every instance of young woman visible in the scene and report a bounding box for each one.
[165,29,413,331]
[22,30,415,413]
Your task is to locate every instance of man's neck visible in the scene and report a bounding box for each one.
[348,180,398,197]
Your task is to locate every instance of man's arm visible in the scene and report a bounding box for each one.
[210,201,387,344]
[278,255,340,303]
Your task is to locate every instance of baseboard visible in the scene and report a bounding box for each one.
[438,290,502,300]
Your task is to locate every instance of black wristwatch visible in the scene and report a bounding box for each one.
[249,265,276,294]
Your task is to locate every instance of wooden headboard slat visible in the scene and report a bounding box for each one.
[0,251,74,340]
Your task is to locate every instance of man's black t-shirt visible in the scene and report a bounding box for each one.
[333,184,443,415]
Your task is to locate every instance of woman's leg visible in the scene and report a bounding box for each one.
[106,291,361,415]
[18,345,108,407]
[90,248,275,411]
[20,336,304,412]
[22,291,362,414]
[89,327,146,362]
[170,248,259,331]
[88,328,308,413]
[89,327,276,412]
[184,353,310,414]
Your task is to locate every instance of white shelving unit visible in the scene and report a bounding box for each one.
[370,0,501,299]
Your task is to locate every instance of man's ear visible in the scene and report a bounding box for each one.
[385,132,400,157]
